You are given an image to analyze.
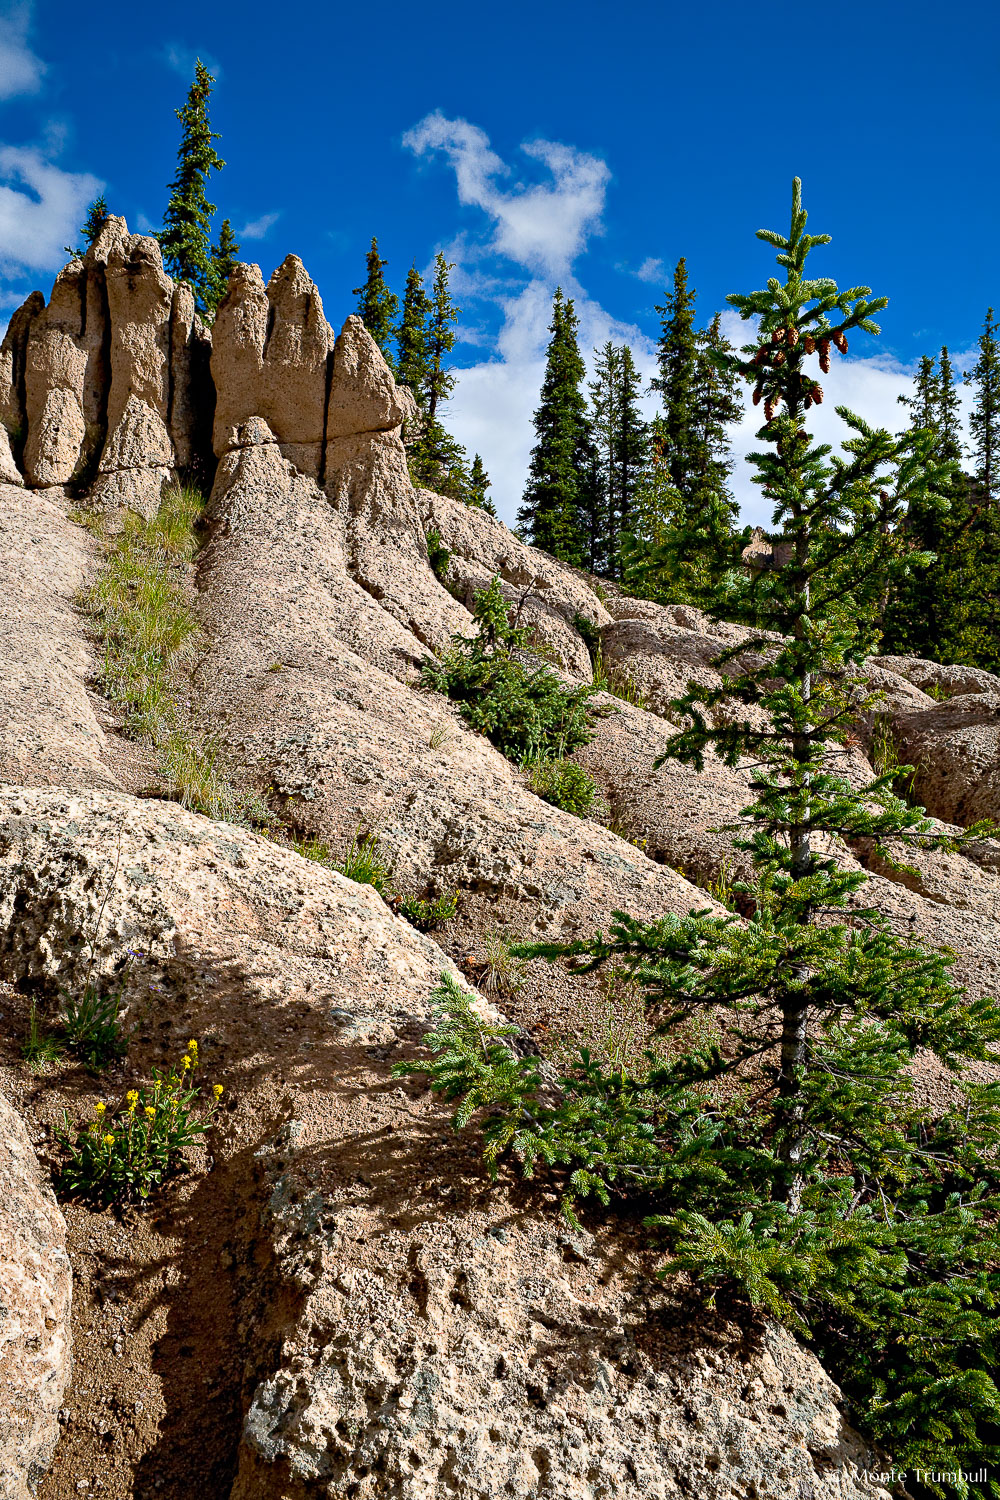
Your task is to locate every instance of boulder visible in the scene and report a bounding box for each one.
[870,653,1000,701]
[0,1091,72,1500]
[231,1111,890,1500]
[891,691,1000,827]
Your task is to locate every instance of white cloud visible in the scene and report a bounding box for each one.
[0,145,101,274]
[404,111,610,280]
[0,4,44,100]
[238,210,280,241]
[635,256,665,284]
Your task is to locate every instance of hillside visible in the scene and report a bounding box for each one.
[2,222,999,1500]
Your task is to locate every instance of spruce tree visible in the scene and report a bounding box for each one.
[159,61,225,315]
[884,344,1000,668]
[396,265,431,412]
[590,343,648,577]
[64,193,108,258]
[353,237,399,370]
[425,252,458,428]
[409,182,1000,1490]
[467,454,497,516]
[652,256,701,493]
[205,217,240,316]
[517,290,595,563]
[967,308,1000,507]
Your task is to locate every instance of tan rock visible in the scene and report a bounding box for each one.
[211,256,338,478]
[420,488,609,677]
[210,260,269,455]
[0,1090,72,1500]
[870,653,1000,700]
[234,1116,890,1500]
[0,482,122,791]
[892,691,1000,827]
[325,313,415,440]
[89,229,176,518]
[21,261,94,487]
[1,290,45,485]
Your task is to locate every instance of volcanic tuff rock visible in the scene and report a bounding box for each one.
[0,1091,72,1500]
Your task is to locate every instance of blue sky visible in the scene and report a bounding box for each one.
[1,0,997,524]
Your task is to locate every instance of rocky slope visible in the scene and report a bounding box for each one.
[1,227,998,1498]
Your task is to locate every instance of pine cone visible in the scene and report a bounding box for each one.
[819,337,830,360]
[786,326,798,346]
[834,331,848,354]
[765,399,775,421]
[804,394,813,410]
[820,354,830,374]
[754,349,767,365]
[804,335,816,355]
[752,387,763,406]
[773,350,786,366]
[813,383,824,404]
[771,328,783,344]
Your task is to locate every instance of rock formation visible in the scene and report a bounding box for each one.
[0,1091,72,1500]
[0,229,997,1498]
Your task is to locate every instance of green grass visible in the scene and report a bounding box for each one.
[80,486,205,740]
[76,487,271,828]
[396,891,459,931]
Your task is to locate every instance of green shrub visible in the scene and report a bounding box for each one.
[527,758,597,816]
[396,890,459,931]
[423,576,606,764]
[572,610,602,663]
[56,1039,222,1206]
[425,527,452,582]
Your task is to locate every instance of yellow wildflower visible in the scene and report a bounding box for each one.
[212,1084,224,1100]
[127,1090,139,1112]
[181,1055,191,1071]
[144,1106,156,1120]
[187,1039,198,1053]
[94,1101,106,1115]
[103,1133,115,1147]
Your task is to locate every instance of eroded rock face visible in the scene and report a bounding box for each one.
[231,1115,889,1500]
[0,1091,72,1500]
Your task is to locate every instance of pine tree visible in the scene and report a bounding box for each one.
[64,193,109,258]
[425,252,458,427]
[467,454,497,516]
[410,181,1000,1488]
[517,289,595,564]
[627,270,742,605]
[652,256,701,494]
[396,265,431,412]
[353,237,399,370]
[159,60,225,315]
[967,307,1000,508]
[205,217,240,316]
[884,344,1000,668]
[589,342,648,577]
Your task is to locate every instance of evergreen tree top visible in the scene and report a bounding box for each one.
[353,236,399,370]
[159,60,225,314]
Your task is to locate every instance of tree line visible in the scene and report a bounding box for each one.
[517,264,1000,672]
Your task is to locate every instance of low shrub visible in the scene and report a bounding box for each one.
[423,576,606,764]
[56,1039,222,1206]
[527,758,597,816]
[396,890,459,931]
[425,527,452,582]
